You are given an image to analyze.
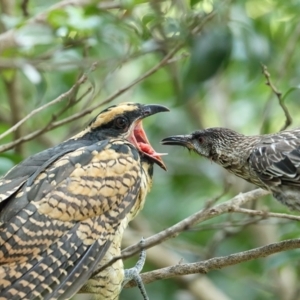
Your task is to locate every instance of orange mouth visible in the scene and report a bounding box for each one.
[128,121,167,170]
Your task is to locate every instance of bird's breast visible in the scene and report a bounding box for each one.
[128,161,153,221]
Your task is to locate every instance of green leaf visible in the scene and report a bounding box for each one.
[47,9,68,28]
[190,0,203,7]
[281,85,300,102]
[181,25,232,101]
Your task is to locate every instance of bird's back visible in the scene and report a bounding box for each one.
[249,128,300,210]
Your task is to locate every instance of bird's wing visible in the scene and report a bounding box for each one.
[249,135,300,187]
[0,139,142,300]
[0,139,92,204]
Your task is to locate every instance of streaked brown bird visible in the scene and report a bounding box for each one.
[162,127,300,211]
[0,102,168,300]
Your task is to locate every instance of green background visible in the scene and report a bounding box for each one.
[0,1,300,299]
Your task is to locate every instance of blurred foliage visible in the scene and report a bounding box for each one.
[1,0,300,299]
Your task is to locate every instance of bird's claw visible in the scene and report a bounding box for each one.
[122,238,149,300]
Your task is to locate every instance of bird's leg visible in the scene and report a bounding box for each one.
[122,238,149,300]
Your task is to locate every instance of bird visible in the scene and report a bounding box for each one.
[161,127,300,211]
[0,102,169,300]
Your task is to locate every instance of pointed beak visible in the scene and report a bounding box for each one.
[161,134,195,150]
[141,104,170,118]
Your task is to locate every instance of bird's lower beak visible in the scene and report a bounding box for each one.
[161,135,194,150]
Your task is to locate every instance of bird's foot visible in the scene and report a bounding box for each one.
[122,238,149,300]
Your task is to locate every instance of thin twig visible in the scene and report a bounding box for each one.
[95,189,270,273]
[3,76,24,155]
[190,218,282,232]
[21,0,29,17]
[260,23,300,134]
[190,10,217,35]
[0,48,180,153]
[261,64,292,131]
[0,0,24,156]
[125,238,300,287]
[92,45,181,108]
[0,64,95,141]
[232,207,300,222]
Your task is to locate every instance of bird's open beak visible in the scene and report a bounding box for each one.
[129,104,169,170]
[161,135,195,150]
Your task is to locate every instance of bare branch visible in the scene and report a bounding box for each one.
[260,23,300,134]
[3,75,24,156]
[261,64,292,131]
[232,207,300,222]
[95,189,270,273]
[0,49,181,153]
[0,0,24,155]
[50,47,181,122]
[261,65,292,131]
[0,63,96,142]
[20,0,29,17]
[120,228,232,300]
[125,238,300,287]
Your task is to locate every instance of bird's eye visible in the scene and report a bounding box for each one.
[198,137,204,143]
[114,117,129,130]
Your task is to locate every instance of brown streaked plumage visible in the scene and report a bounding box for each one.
[0,102,169,300]
[162,127,300,211]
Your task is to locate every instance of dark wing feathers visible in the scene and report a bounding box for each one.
[53,240,111,300]
[0,177,28,204]
[285,148,300,165]
[250,133,300,186]
[4,139,91,180]
[0,139,94,205]
[271,156,297,177]
[0,139,141,299]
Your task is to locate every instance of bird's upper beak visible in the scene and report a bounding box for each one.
[140,104,170,118]
[161,134,195,150]
[128,104,169,170]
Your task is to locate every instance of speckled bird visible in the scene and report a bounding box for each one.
[162,127,300,211]
[0,102,168,300]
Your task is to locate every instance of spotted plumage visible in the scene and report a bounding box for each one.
[0,102,168,300]
[162,127,300,211]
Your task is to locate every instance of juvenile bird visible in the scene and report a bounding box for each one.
[0,102,168,300]
[162,127,300,211]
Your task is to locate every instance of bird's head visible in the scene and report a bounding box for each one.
[75,102,169,170]
[161,127,244,163]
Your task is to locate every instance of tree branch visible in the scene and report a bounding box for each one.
[120,228,232,300]
[0,0,24,156]
[20,0,29,17]
[95,189,270,274]
[0,48,180,153]
[261,64,292,131]
[3,75,24,155]
[232,206,300,222]
[0,64,95,142]
[125,238,300,287]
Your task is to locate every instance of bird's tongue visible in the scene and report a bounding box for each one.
[130,121,167,170]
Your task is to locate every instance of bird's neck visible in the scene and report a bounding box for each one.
[214,135,256,168]
[214,135,262,184]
